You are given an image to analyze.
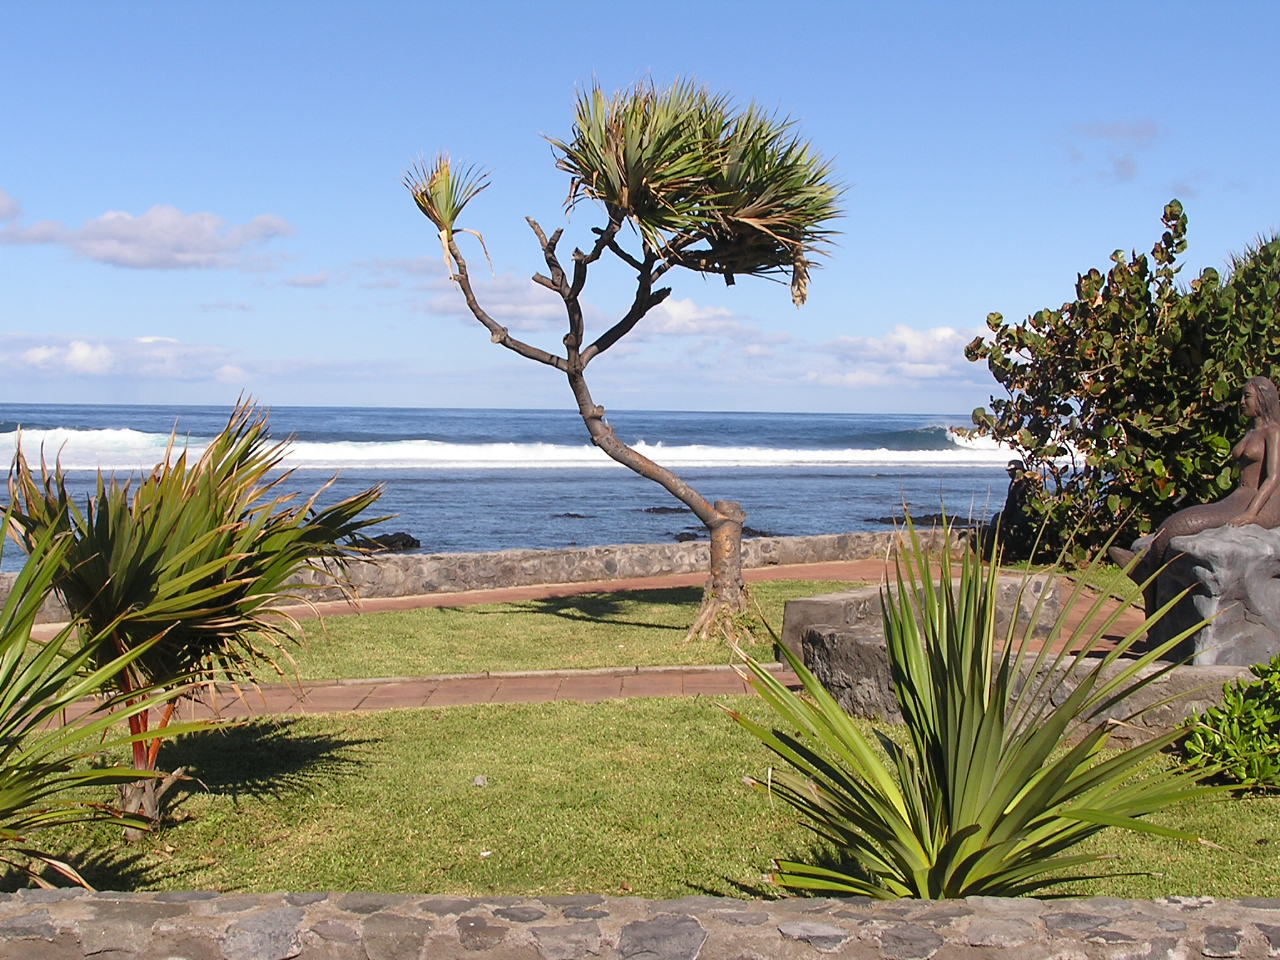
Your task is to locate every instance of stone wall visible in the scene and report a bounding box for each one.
[4,888,1279,958]
[4,531,929,624]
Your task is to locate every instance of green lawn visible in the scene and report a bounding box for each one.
[11,573,1278,900]
[290,579,859,680]
[18,697,1280,899]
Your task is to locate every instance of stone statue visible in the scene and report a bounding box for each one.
[1112,375,1280,576]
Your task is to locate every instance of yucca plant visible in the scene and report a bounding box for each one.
[730,521,1220,898]
[7,400,383,829]
[0,508,207,887]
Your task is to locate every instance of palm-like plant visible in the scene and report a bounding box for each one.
[547,80,840,304]
[730,522,1220,898]
[409,79,842,645]
[7,400,383,826]
[0,511,207,886]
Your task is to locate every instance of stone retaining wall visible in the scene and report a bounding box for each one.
[4,531,927,624]
[4,889,1279,958]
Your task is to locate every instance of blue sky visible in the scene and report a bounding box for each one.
[1,1,1274,414]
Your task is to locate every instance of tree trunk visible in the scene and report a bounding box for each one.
[685,500,751,642]
[566,370,752,641]
[117,768,186,843]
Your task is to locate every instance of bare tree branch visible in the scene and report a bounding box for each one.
[447,236,566,371]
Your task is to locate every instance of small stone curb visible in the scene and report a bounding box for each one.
[5,891,1279,959]
[247,661,792,691]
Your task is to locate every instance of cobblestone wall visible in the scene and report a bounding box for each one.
[2,530,929,623]
[3,888,1278,959]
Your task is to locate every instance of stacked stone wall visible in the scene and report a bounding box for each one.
[3,889,1278,958]
[3,530,935,624]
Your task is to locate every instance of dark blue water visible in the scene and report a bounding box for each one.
[0,403,1011,570]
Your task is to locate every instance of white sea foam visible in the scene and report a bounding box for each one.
[0,428,1015,471]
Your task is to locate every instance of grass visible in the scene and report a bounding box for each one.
[15,698,1280,899]
[289,579,859,680]
[11,571,1277,900]
[19,697,811,897]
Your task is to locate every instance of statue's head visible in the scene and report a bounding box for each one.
[1245,376,1280,423]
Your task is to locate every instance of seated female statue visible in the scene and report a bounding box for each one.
[1111,375,1280,575]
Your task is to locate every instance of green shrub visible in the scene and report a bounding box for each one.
[964,201,1280,559]
[1183,656,1280,790]
[730,521,1221,898]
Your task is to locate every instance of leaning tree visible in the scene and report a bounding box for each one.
[406,80,841,640]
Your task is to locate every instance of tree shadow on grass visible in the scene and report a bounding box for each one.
[482,587,704,630]
[158,718,371,807]
[0,845,198,894]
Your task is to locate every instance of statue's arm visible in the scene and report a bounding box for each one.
[1231,426,1280,525]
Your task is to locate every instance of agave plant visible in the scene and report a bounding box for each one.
[730,522,1220,898]
[0,509,207,886]
[7,400,383,827]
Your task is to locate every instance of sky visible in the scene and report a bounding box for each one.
[1,1,1275,415]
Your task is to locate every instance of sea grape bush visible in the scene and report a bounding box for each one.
[1183,656,1280,791]
[964,200,1280,557]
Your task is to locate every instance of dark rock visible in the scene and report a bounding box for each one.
[1202,924,1244,957]
[284,892,329,907]
[336,892,400,914]
[777,919,851,952]
[417,897,476,915]
[357,531,422,553]
[1256,923,1280,953]
[493,905,546,923]
[1087,928,1136,943]
[540,895,604,908]
[562,906,607,919]
[675,530,701,542]
[310,919,360,942]
[879,923,945,959]
[361,913,433,960]
[456,914,508,951]
[532,921,602,960]
[552,513,590,519]
[619,914,707,959]
[1043,911,1108,932]
[220,907,305,960]
[964,917,1037,947]
[0,909,56,940]
[11,889,84,904]
[642,506,686,514]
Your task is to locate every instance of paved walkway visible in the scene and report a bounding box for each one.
[152,559,1144,721]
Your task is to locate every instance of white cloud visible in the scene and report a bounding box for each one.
[65,340,114,374]
[0,188,19,222]
[643,297,737,336]
[426,272,565,332]
[285,272,330,288]
[1067,120,1161,185]
[805,324,983,389]
[1,334,240,381]
[0,196,293,269]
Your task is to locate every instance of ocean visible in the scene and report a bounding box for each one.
[0,403,1013,572]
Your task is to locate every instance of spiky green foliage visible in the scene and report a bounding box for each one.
[404,153,492,274]
[7,400,383,793]
[546,80,840,304]
[730,524,1219,898]
[0,511,207,886]
[964,200,1280,557]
